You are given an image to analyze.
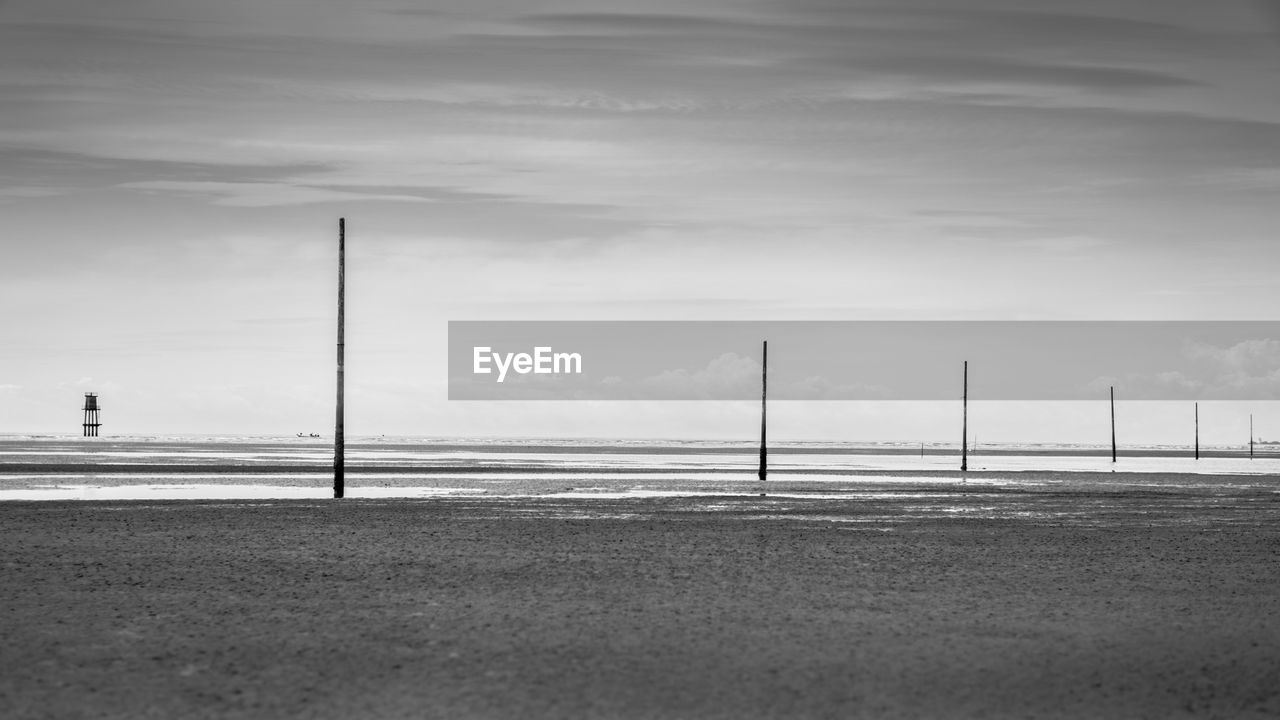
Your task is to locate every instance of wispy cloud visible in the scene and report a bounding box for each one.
[802,55,1199,92]
[0,147,335,195]
[117,180,430,207]
[1088,339,1280,400]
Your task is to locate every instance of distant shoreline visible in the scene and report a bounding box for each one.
[1,462,1275,475]
[1,437,1273,458]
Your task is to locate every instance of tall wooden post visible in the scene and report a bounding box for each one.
[1250,413,1254,460]
[1110,386,1117,463]
[1194,402,1199,461]
[334,218,345,499]
[758,340,767,481]
[961,360,968,472]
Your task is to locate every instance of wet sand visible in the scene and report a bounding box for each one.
[2,493,1278,719]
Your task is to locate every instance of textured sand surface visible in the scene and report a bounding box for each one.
[2,495,1278,719]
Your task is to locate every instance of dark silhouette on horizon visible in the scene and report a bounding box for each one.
[82,392,100,437]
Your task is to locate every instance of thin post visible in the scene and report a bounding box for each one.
[961,360,968,472]
[334,218,345,499]
[1250,413,1254,460]
[1110,386,1116,463]
[758,340,767,481]
[1194,402,1199,461]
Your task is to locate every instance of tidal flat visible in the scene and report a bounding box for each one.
[2,491,1278,719]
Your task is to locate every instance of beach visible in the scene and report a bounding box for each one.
[8,0,1279,717]
[3,482,1279,719]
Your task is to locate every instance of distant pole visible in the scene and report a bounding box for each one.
[961,360,968,472]
[1250,413,1254,460]
[920,442,924,458]
[1110,386,1117,463]
[1194,402,1199,461]
[758,340,767,481]
[334,218,345,499]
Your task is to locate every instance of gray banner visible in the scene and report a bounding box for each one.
[448,321,1280,400]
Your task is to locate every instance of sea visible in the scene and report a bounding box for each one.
[2,435,1277,508]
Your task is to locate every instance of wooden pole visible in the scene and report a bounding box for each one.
[1110,386,1117,463]
[334,218,345,499]
[961,360,968,472]
[1194,402,1199,461]
[1250,413,1254,460]
[758,340,767,481]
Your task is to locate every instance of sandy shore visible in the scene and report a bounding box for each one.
[2,494,1278,719]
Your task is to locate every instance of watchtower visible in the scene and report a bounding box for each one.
[82,392,101,437]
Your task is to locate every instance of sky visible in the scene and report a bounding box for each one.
[2,0,1279,441]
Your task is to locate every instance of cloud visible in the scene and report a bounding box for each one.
[1259,0,1280,38]
[499,6,1210,98]
[517,6,1210,55]
[635,353,893,400]
[804,55,1199,92]
[1087,339,1280,400]
[3,1,1271,223]
[116,180,431,207]
[0,186,64,200]
[639,352,760,400]
[778,375,893,401]
[236,317,325,327]
[1008,236,1111,252]
[54,377,122,394]
[1085,371,1204,400]
[519,12,771,36]
[1186,338,1280,381]
[0,147,335,194]
[875,7,1214,51]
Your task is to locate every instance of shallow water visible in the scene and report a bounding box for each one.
[2,436,1277,512]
